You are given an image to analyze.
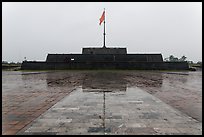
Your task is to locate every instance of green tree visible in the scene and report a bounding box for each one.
[197,61,202,67]
[169,55,179,62]
[2,61,8,64]
[179,55,187,61]
[187,61,194,64]
[169,55,174,61]
[164,57,169,61]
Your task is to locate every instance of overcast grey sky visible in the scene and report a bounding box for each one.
[2,2,202,62]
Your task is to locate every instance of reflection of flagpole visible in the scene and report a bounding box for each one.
[103,91,105,134]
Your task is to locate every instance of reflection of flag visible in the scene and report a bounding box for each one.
[99,11,105,25]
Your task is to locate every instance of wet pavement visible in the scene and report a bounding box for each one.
[2,70,202,135]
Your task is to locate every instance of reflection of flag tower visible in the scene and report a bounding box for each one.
[99,8,106,48]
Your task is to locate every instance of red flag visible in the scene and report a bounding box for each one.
[99,11,105,25]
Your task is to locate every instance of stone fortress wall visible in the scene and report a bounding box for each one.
[21,47,189,70]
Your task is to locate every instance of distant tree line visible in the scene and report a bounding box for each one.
[164,55,187,62]
[2,61,22,65]
[164,55,202,68]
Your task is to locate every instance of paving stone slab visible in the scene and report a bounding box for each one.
[18,87,202,135]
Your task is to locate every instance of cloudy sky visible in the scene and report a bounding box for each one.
[2,2,202,62]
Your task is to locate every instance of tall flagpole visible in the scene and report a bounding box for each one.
[103,8,106,48]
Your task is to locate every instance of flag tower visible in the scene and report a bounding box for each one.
[99,8,106,48]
